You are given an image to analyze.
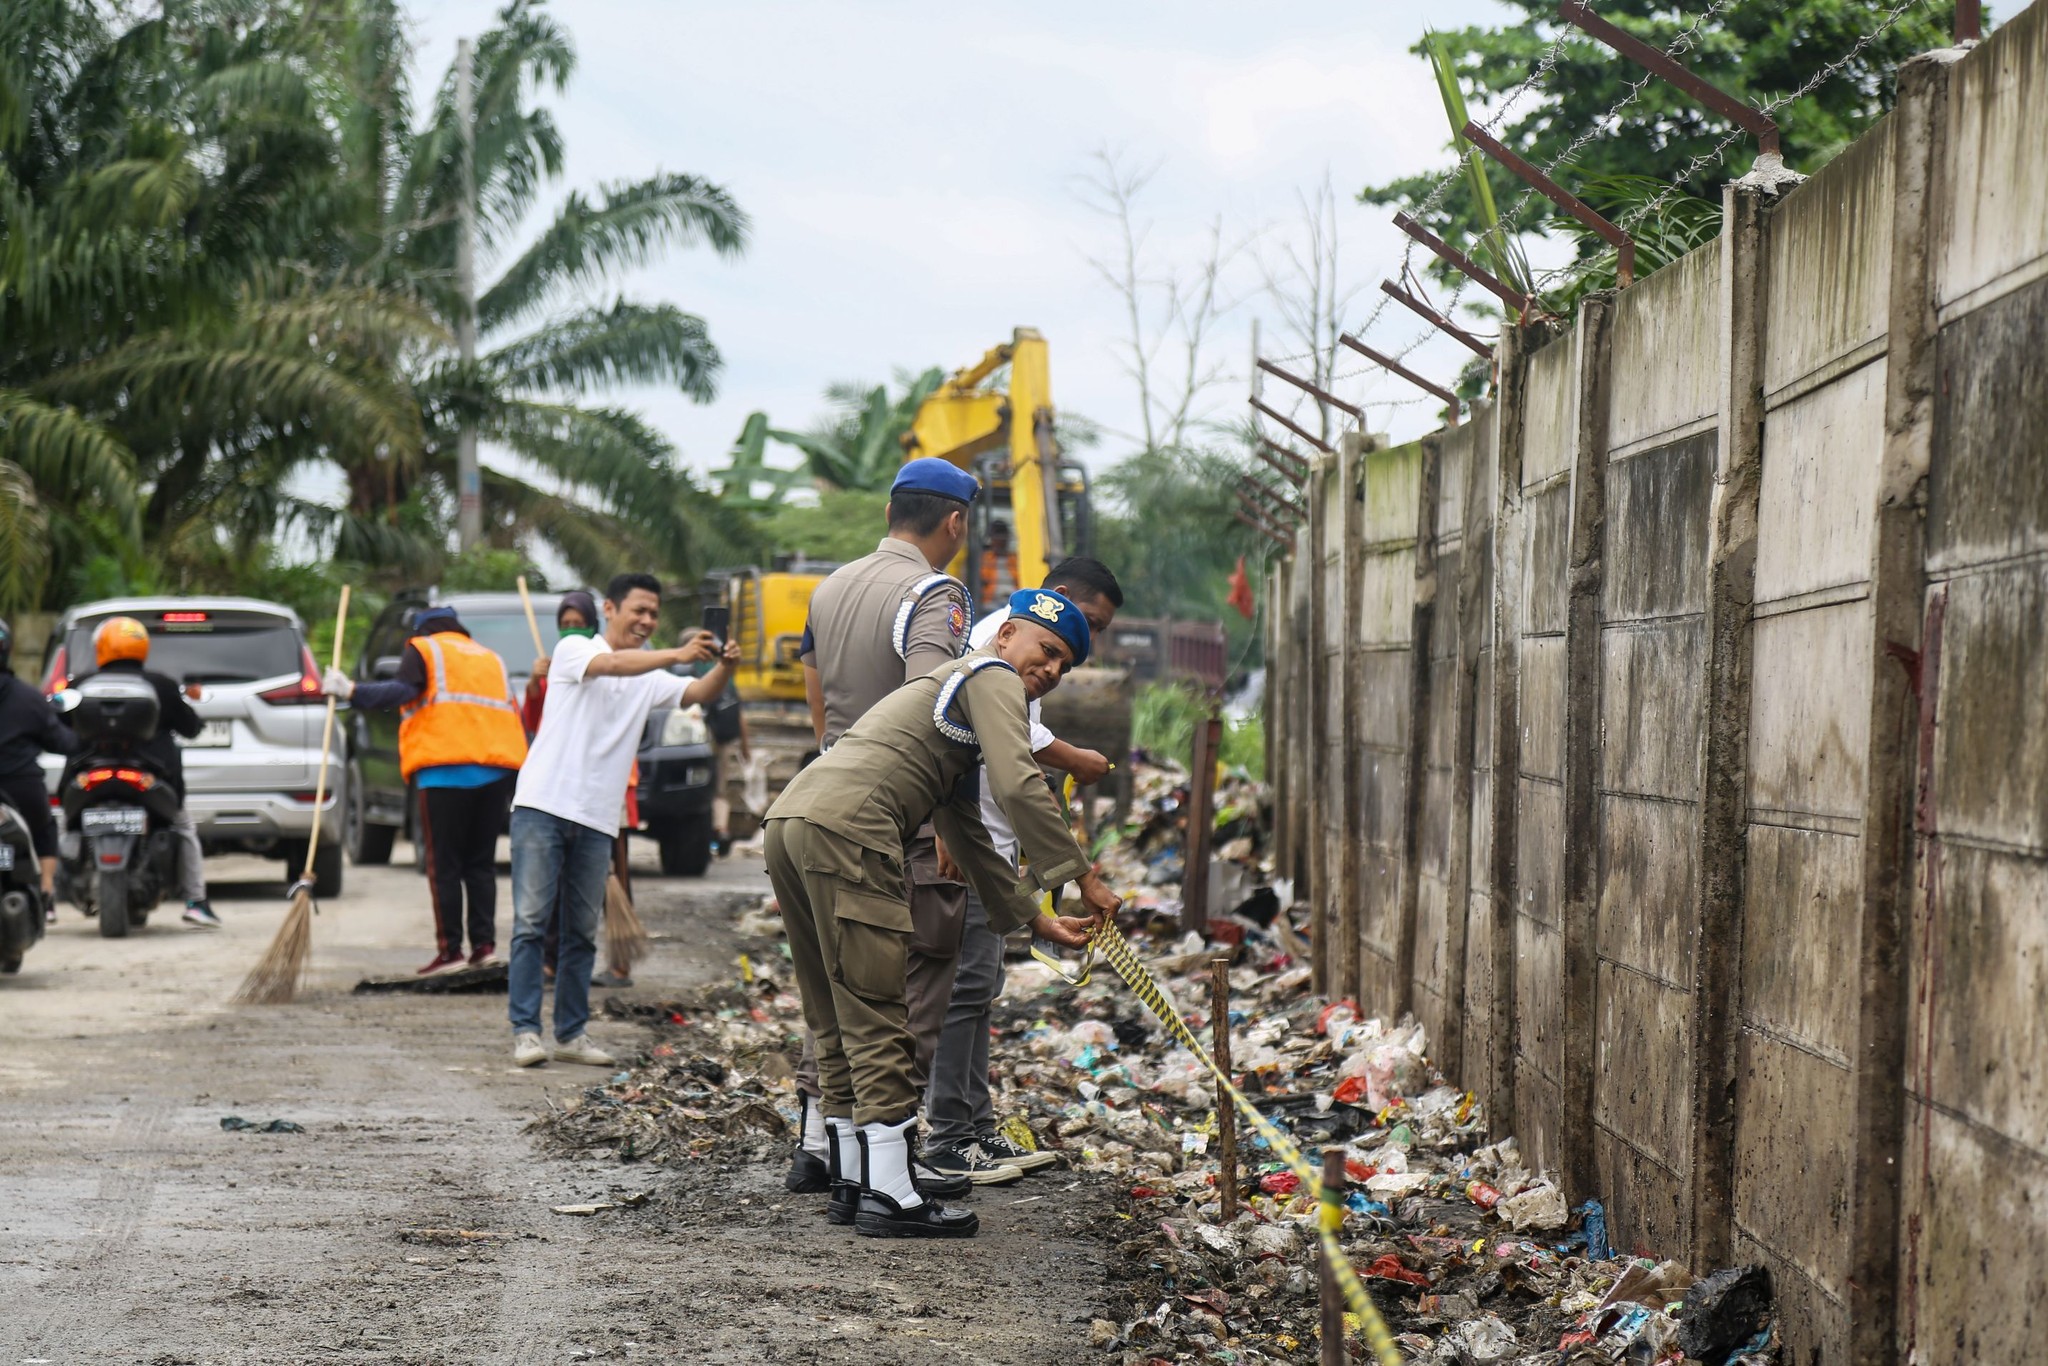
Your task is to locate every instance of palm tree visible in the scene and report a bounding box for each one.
[714,368,945,509]
[344,0,755,586]
[0,0,435,610]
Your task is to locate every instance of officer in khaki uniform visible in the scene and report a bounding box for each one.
[786,458,979,1196]
[765,589,1122,1238]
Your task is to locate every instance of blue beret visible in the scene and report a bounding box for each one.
[892,457,979,504]
[413,605,461,633]
[1005,588,1091,666]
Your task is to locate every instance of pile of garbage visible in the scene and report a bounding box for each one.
[990,909,1779,1365]
[1092,761,1273,925]
[530,966,802,1165]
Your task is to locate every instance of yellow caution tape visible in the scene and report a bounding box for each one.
[1086,918,1403,1366]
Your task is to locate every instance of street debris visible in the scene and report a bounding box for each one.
[353,962,508,994]
[528,756,1780,1363]
[397,1228,523,1246]
[219,1115,306,1134]
[550,1190,651,1216]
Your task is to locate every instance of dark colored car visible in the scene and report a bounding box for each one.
[346,590,717,876]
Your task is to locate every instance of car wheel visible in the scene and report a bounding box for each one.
[312,841,344,898]
[658,815,714,878]
[345,762,395,865]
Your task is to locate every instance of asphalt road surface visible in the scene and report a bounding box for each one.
[0,841,1106,1364]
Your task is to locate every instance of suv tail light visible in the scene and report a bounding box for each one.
[43,644,67,695]
[258,646,325,705]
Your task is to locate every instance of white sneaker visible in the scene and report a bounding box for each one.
[552,1035,617,1067]
[512,1032,547,1067]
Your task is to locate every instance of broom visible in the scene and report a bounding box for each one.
[517,577,649,979]
[234,585,349,1004]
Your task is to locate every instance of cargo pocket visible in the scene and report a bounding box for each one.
[834,886,911,1001]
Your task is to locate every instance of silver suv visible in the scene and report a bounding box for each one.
[39,597,346,894]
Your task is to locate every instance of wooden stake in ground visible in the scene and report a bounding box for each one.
[1321,1145,1347,1366]
[518,576,647,979]
[1210,956,1239,1221]
[234,586,349,1004]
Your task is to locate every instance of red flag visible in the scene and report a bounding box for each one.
[1226,555,1255,619]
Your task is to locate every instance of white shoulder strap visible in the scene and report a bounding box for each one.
[892,572,971,660]
[932,655,1017,746]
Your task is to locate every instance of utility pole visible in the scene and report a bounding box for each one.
[454,37,481,552]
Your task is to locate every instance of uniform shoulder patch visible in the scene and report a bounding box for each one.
[948,602,967,638]
[1027,592,1063,623]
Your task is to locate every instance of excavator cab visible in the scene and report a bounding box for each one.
[963,460,1095,617]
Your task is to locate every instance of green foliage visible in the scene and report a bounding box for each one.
[1425,31,1533,300]
[0,0,751,614]
[1130,681,1265,780]
[1092,442,1264,667]
[1363,0,1961,292]
[716,368,945,508]
[755,489,890,563]
[441,547,550,594]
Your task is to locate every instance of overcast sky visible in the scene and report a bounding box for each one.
[404,0,1529,494]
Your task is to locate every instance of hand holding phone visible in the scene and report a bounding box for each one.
[701,603,731,647]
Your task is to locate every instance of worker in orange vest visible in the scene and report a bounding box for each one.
[324,604,527,974]
[978,518,1020,610]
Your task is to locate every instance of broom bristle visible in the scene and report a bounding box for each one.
[233,889,315,1004]
[603,874,652,972]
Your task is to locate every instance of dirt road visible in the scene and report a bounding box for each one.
[0,845,1108,1365]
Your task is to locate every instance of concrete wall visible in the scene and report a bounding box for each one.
[1266,12,2048,1360]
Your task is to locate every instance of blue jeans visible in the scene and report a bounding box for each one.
[507,807,613,1042]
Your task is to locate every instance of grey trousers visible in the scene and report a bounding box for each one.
[923,891,1006,1150]
[171,808,206,903]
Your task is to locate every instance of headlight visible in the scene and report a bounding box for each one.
[659,706,708,748]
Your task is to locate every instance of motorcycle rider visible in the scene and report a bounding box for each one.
[0,618,79,922]
[79,618,218,928]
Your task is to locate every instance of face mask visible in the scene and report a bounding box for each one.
[558,626,596,639]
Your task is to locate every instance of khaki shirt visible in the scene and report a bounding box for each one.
[767,649,1090,932]
[801,537,970,747]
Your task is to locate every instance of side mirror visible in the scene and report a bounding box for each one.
[371,655,402,680]
[51,689,80,714]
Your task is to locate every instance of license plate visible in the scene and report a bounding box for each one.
[0,845,12,870]
[179,720,232,748]
[81,807,147,834]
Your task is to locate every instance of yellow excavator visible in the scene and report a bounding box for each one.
[711,329,1126,835]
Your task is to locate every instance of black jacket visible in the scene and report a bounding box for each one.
[0,672,78,780]
[89,660,203,797]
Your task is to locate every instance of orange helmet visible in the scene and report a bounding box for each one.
[93,616,151,667]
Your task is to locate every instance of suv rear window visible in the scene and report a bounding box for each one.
[457,609,561,666]
[65,610,303,686]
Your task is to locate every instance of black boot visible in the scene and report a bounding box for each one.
[785,1092,831,1194]
[826,1118,859,1225]
[853,1119,978,1239]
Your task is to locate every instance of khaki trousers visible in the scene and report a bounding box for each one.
[766,818,922,1127]
[792,832,966,1104]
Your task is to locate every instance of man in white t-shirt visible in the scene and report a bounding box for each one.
[922,557,1123,1182]
[507,572,738,1068]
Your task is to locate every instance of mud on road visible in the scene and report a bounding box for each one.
[0,849,1108,1365]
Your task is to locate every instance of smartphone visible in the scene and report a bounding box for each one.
[701,603,731,646]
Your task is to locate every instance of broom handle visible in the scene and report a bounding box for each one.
[516,576,545,657]
[301,585,350,879]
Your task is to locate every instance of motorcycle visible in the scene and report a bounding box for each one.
[0,797,41,972]
[53,675,182,938]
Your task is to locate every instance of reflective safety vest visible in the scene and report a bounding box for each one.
[397,632,528,781]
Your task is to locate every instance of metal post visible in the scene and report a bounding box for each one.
[1955,0,1981,41]
[1461,121,1636,286]
[1394,212,1533,315]
[1256,358,1366,423]
[1558,0,1781,156]
[1380,279,1493,358]
[1255,437,1310,487]
[1210,958,1238,1222]
[1184,707,1223,933]
[1337,333,1462,426]
[453,37,481,552]
[1320,1146,1347,1366]
[1250,396,1335,454]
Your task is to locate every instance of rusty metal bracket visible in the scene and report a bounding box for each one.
[1462,121,1636,286]
[1255,358,1365,422]
[1239,476,1302,524]
[1338,333,1462,426]
[1394,212,1533,316]
[1233,497,1294,549]
[1559,0,1780,157]
[1254,437,1309,488]
[1956,0,1981,41]
[1249,396,1334,454]
[1380,279,1492,357]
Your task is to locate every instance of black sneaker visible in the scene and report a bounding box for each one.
[977,1130,1060,1173]
[921,1141,1025,1187]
